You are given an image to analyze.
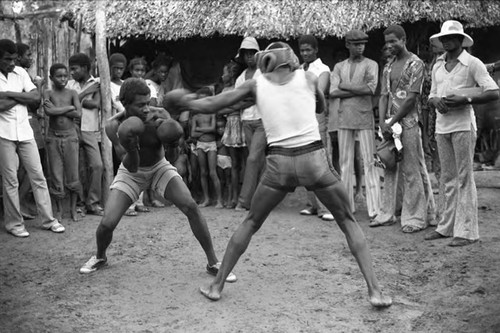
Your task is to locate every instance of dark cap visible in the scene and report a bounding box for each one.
[345,29,368,43]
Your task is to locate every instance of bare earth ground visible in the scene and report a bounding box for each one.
[1,173,500,333]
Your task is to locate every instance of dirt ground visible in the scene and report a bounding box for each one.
[1,173,500,333]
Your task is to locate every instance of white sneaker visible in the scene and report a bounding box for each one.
[9,227,30,238]
[80,256,107,274]
[206,262,238,283]
[321,213,335,221]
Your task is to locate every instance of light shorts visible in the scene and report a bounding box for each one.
[217,154,232,169]
[261,141,340,192]
[110,158,180,202]
[196,140,217,153]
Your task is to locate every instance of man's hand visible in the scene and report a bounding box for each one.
[430,97,449,114]
[443,94,468,108]
[379,121,392,139]
[79,82,100,98]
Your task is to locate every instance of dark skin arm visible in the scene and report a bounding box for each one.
[431,90,500,113]
[0,89,40,110]
[105,117,127,160]
[383,92,418,129]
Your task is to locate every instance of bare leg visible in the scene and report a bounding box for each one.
[55,198,63,221]
[197,149,210,207]
[314,183,392,308]
[164,177,218,265]
[96,189,132,259]
[207,150,223,208]
[200,184,287,300]
[70,192,79,222]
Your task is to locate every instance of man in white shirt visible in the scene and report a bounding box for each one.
[298,35,334,221]
[0,39,64,237]
[425,21,499,246]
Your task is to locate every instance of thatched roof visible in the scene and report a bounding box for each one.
[68,0,500,41]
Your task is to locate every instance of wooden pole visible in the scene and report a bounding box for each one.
[95,0,113,204]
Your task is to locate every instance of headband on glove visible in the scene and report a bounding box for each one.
[255,47,300,73]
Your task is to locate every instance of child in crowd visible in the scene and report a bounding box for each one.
[145,54,172,107]
[216,117,232,208]
[43,63,82,221]
[219,61,247,208]
[191,86,223,208]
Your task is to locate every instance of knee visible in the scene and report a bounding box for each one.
[177,197,199,217]
[97,222,115,235]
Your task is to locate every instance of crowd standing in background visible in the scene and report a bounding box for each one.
[0,21,498,264]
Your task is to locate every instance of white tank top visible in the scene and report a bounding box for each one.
[255,69,320,148]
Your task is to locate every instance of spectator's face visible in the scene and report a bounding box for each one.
[216,121,225,136]
[69,64,87,82]
[242,49,257,67]
[384,33,405,57]
[438,34,462,52]
[130,64,146,79]
[299,43,317,64]
[126,94,151,121]
[50,68,68,88]
[0,51,17,74]
[18,49,33,69]
[111,62,126,80]
[155,65,169,82]
[346,41,366,58]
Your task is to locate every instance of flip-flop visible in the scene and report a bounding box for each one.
[401,225,423,233]
[124,209,138,216]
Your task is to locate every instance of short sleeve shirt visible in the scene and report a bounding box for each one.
[0,66,37,141]
[429,50,499,134]
[331,57,378,130]
[381,53,423,129]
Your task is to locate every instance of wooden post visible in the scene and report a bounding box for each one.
[95,1,113,204]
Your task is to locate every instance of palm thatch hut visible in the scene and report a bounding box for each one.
[68,0,500,88]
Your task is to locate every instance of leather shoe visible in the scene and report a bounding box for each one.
[320,213,335,221]
[448,237,478,247]
[424,231,448,241]
[300,208,317,216]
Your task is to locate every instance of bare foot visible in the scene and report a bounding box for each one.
[215,201,224,209]
[71,211,80,222]
[198,200,210,207]
[369,291,392,308]
[199,284,221,301]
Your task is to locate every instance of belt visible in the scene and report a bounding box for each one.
[266,140,323,156]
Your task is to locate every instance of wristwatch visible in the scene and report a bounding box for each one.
[466,97,472,104]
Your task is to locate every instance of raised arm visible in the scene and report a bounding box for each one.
[187,80,256,114]
[105,118,126,160]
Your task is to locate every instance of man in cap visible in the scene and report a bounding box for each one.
[297,34,334,221]
[372,25,436,233]
[425,20,499,246]
[233,37,266,212]
[180,41,392,307]
[330,29,381,220]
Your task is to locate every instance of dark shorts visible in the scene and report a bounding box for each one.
[260,141,340,192]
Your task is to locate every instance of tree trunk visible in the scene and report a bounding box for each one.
[95,1,113,204]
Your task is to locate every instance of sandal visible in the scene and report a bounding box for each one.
[401,225,423,233]
[369,217,396,228]
[124,209,138,216]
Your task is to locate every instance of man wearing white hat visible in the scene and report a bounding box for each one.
[425,20,499,246]
[234,37,266,211]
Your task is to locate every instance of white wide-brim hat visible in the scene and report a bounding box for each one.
[429,20,473,48]
[234,36,260,61]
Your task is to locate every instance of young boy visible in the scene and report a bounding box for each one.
[43,63,82,222]
[191,87,223,208]
[216,117,232,207]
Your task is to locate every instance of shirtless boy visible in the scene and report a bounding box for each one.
[43,63,82,222]
[191,87,223,208]
[79,78,236,283]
